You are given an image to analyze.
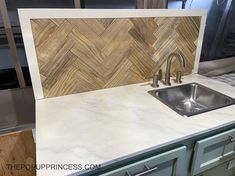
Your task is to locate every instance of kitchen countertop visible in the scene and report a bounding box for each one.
[36,74,235,176]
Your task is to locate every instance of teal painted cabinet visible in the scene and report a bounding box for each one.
[101,146,187,176]
[72,126,235,176]
[202,162,235,176]
[191,128,235,176]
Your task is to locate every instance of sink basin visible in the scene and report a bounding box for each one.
[148,83,235,117]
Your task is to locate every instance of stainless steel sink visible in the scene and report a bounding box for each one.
[148,83,235,117]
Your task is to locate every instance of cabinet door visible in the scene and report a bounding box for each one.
[191,128,235,176]
[101,146,186,176]
[202,162,235,176]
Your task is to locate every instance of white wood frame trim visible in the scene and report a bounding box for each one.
[18,9,207,100]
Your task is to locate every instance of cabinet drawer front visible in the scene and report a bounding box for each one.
[101,146,186,176]
[192,128,235,175]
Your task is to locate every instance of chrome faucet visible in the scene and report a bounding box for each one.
[164,52,186,85]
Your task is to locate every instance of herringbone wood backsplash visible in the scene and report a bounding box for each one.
[31,17,201,98]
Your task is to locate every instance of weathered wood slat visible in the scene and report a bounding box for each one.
[31,17,201,98]
[136,0,168,9]
[0,0,26,88]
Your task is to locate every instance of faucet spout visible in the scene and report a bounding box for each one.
[164,52,186,85]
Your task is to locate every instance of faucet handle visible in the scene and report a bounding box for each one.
[151,69,163,88]
[175,70,182,83]
[152,74,159,88]
[158,69,162,80]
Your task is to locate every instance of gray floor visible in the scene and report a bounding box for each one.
[211,73,235,87]
[198,57,235,87]
[0,87,35,135]
[198,56,235,77]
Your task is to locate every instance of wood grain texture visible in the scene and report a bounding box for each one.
[31,17,201,98]
[0,130,36,176]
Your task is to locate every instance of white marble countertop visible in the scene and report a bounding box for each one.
[36,74,235,176]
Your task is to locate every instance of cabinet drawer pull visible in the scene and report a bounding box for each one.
[125,171,131,176]
[228,135,235,142]
[219,152,235,161]
[135,166,158,176]
[125,164,158,176]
